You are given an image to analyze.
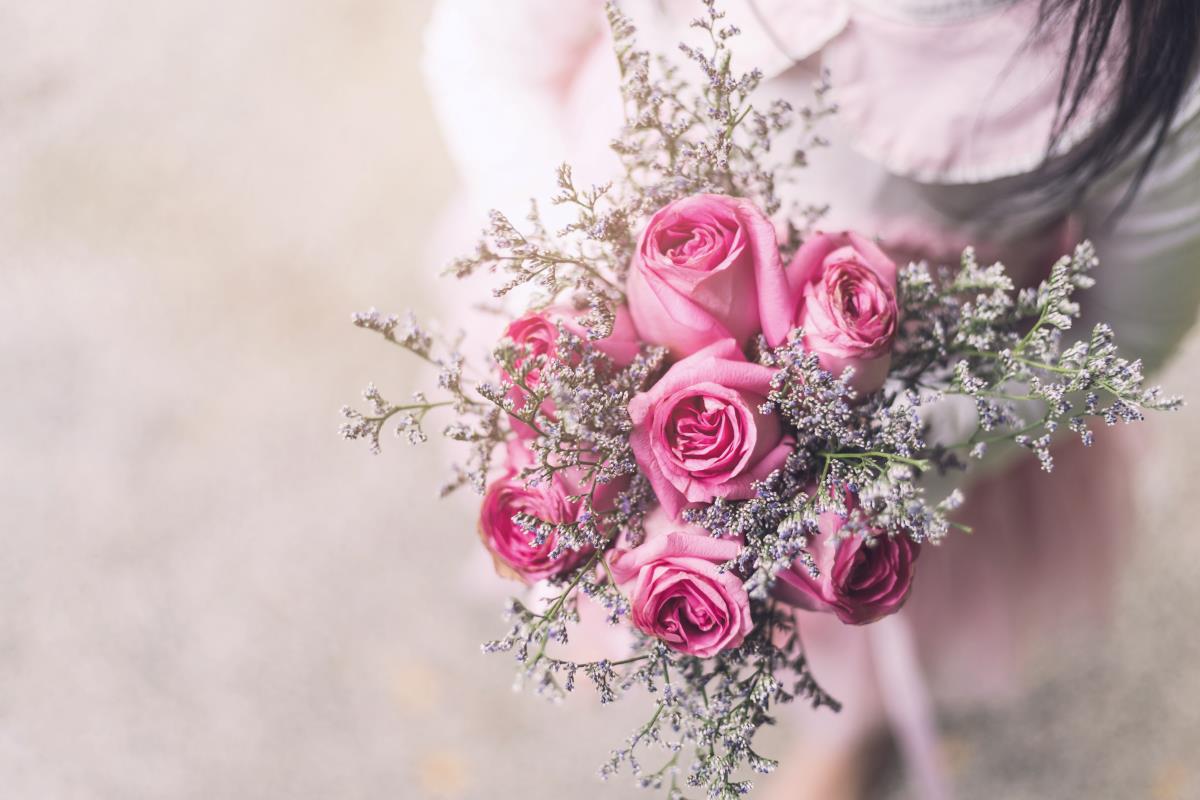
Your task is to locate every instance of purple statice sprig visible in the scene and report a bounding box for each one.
[597,604,839,800]
[899,241,1182,472]
[607,0,832,232]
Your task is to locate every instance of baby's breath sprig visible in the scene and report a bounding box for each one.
[351,307,434,361]
[341,309,486,453]
[338,384,449,453]
[755,338,956,550]
[342,308,502,494]
[447,203,627,305]
[600,603,840,800]
[607,0,827,224]
[512,331,665,549]
[897,242,1182,471]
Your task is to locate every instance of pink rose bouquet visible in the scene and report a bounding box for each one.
[342,3,1178,797]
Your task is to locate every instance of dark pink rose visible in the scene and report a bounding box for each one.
[502,304,640,437]
[773,498,919,625]
[627,194,785,358]
[478,442,595,583]
[629,339,791,520]
[760,231,898,395]
[608,508,752,657]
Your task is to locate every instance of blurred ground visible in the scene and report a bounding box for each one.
[0,2,1197,799]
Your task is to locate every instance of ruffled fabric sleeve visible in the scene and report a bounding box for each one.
[421,0,608,215]
[422,0,851,216]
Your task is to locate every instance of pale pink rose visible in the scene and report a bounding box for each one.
[773,498,919,625]
[502,304,640,437]
[478,441,600,583]
[629,339,791,520]
[626,194,785,358]
[760,231,898,395]
[608,508,752,657]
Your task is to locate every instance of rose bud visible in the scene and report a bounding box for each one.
[773,499,920,625]
[608,508,752,658]
[479,441,621,583]
[760,231,898,395]
[628,338,791,520]
[501,304,640,437]
[627,194,784,358]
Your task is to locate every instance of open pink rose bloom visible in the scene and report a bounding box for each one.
[773,496,921,625]
[608,510,753,658]
[627,193,784,358]
[761,230,899,395]
[628,339,792,519]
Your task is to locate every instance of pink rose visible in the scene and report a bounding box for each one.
[502,305,640,437]
[760,231,898,395]
[478,442,596,583]
[629,339,791,520]
[773,499,919,625]
[627,194,785,358]
[608,508,752,657]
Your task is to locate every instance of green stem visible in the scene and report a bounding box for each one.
[962,348,1128,401]
[372,400,454,424]
[946,420,1044,452]
[528,552,600,638]
[819,451,931,471]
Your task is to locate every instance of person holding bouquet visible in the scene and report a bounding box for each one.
[419,1,1200,796]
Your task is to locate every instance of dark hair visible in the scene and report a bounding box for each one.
[1035,0,1200,209]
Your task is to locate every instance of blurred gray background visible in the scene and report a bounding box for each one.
[1,2,1197,799]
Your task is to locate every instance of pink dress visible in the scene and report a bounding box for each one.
[423,0,1200,789]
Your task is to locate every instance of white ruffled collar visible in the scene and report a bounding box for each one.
[740,0,1021,66]
[735,0,1118,183]
[644,0,1195,184]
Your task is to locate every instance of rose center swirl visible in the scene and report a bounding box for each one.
[665,395,746,473]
